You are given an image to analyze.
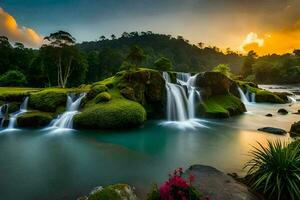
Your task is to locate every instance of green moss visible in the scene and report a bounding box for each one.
[7,102,20,114]
[199,94,246,118]
[83,184,137,200]
[255,90,285,104]
[0,87,38,101]
[87,84,108,99]
[94,92,111,103]
[17,111,53,128]
[29,89,67,112]
[74,98,146,129]
[237,81,286,104]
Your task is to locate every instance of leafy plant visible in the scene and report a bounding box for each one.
[146,168,204,200]
[244,140,300,200]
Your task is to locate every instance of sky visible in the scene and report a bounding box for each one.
[0,0,300,55]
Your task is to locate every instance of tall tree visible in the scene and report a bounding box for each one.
[154,57,173,71]
[41,31,87,88]
[126,45,146,68]
[242,50,257,77]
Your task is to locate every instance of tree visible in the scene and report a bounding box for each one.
[0,70,27,86]
[242,50,257,77]
[212,64,232,78]
[41,31,87,88]
[111,34,116,40]
[154,57,173,71]
[126,45,146,68]
[293,49,300,56]
[0,36,13,74]
[99,35,106,41]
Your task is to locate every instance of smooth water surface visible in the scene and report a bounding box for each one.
[0,85,299,200]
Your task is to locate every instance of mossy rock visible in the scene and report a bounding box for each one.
[237,81,286,104]
[29,90,67,112]
[79,184,137,200]
[255,90,285,104]
[7,102,20,114]
[117,69,165,119]
[17,111,53,128]
[74,99,146,129]
[196,72,236,97]
[198,94,246,118]
[0,91,32,102]
[94,92,111,103]
[87,84,108,99]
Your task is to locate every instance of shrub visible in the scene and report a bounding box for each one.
[244,141,300,200]
[0,70,27,86]
[146,168,202,200]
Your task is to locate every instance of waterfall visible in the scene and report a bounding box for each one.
[163,72,201,121]
[7,97,29,129]
[237,87,256,103]
[0,104,9,128]
[50,93,86,129]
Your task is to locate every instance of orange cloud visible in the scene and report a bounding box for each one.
[0,7,43,48]
[241,22,300,55]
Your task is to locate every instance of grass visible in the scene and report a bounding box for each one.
[245,140,300,200]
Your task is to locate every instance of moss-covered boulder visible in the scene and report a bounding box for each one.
[237,81,287,104]
[195,72,239,97]
[7,102,20,114]
[74,99,146,129]
[17,111,53,128]
[78,184,137,200]
[198,94,246,118]
[0,88,37,102]
[87,84,108,99]
[29,89,67,112]
[117,69,165,119]
[290,121,300,138]
[94,92,111,103]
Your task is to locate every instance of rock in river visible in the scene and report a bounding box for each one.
[277,108,288,115]
[183,165,259,200]
[258,127,287,135]
[290,121,300,137]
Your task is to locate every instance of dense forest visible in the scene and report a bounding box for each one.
[0,31,300,88]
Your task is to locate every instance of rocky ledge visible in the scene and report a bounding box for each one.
[183,165,260,200]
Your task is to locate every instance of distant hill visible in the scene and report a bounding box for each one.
[78,32,244,73]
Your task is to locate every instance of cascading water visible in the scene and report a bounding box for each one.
[49,93,86,129]
[238,87,256,103]
[7,97,29,129]
[163,72,201,121]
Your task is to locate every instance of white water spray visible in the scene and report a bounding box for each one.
[163,72,201,121]
[0,104,9,128]
[49,93,86,129]
[7,97,29,129]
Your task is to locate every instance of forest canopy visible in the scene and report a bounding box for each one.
[0,31,300,87]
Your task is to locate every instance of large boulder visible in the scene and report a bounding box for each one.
[117,69,166,119]
[78,184,137,200]
[29,89,67,112]
[183,165,259,200]
[17,111,53,128]
[74,99,146,129]
[195,72,238,97]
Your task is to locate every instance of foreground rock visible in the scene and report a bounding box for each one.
[290,121,300,137]
[258,127,287,135]
[78,184,137,200]
[183,165,259,200]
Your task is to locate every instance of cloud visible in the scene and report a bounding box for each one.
[241,22,300,55]
[0,7,43,48]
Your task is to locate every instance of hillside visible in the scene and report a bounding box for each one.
[78,32,244,74]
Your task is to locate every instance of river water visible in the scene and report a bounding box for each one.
[0,85,299,200]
